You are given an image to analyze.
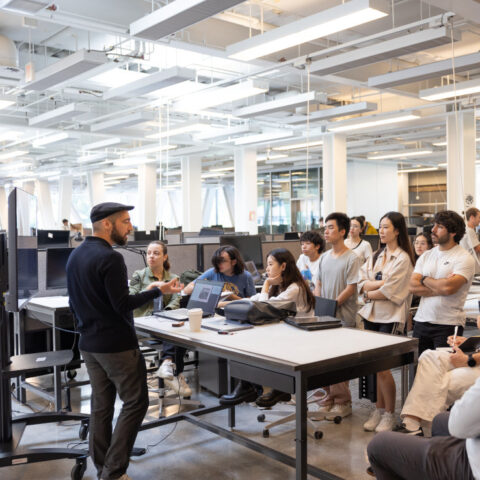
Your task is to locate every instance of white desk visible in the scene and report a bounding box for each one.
[135,316,418,480]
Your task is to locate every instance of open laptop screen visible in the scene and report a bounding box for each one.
[187,279,224,315]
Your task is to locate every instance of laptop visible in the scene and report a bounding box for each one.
[154,279,224,321]
[245,260,263,284]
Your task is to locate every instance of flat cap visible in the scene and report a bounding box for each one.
[90,202,134,223]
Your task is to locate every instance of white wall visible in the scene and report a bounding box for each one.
[347,160,399,228]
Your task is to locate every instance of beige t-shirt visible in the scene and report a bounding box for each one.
[460,226,480,274]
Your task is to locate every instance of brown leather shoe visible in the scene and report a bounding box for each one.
[255,389,291,407]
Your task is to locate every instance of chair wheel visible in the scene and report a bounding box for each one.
[79,421,89,441]
[67,370,77,380]
[71,458,87,480]
[334,416,342,424]
[314,431,323,439]
[257,414,266,422]
[262,429,269,438]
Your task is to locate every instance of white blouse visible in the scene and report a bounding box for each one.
[345,238,373,264]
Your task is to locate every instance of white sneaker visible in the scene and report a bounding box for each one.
[326,402,352,420]
[164,374,192,397]
[363,409,383,432]
[311,403,332,414]
[157,359,175,380]
[375,412,396,433]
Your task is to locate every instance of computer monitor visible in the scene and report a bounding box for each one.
[407,227,417,235]
[363,234,380,251]
[284,232,300,240]
[133,230,159,242]
[199,227,224,236]
[220,234,264,269]
[46,248,74,289]
[37,229,70,249]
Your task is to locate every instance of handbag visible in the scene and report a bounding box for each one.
[224,299,297,325]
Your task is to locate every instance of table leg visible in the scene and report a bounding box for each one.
[52,312,62,411]
[228,374,235,428]
[295,371,307,480]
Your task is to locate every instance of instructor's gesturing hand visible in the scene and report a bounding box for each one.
[148,277,184,294]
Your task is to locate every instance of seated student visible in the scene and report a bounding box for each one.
[130,241,190,397]
[183,245,256,299]
[368,376,480,480]
[220,248,315,407]
[296,230,325,290]
[395,316,480,436]
[345,216,373,264]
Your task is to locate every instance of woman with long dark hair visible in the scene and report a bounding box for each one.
[220,248,315,407]
[345,216,373,264]
[359,212,415,433]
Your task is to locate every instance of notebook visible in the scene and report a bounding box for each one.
[284,315,342,331]
[154,279,224,321]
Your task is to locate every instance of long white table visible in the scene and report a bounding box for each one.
[135,316,418,480]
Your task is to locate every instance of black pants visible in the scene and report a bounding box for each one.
[368,412,474,480]
[82,349,149,480]
[413,321,463,356]
[161,342,187,374]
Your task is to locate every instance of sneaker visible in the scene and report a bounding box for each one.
[312,403,332,414]
[363,409,382,432]
[157,359,175,380]
[326,402,352,420]
[375,412,396,433]
[164,375,192,398]
[392,423,423,436]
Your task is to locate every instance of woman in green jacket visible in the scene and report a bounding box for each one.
[130,241,190,397]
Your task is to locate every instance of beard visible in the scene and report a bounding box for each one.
[111,224,127,246]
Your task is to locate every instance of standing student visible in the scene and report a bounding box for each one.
[296,230,325,290]
[460,207,480,273]
[314,212,361,418]
[345,216,373,264]
[409,210,475,356]
[66,202,182,480]
[359,212,415,433]
[130,241,191,397]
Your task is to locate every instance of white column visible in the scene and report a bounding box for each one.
[138,162,157,231]
[323,133,347,214]
[88,171,105,208]
[181,156,202,232]
[202,187,215,226]
[22,181,35,195]
[0,186,7,230]
[447,111,476,213]
[58,176,73,227]
[397,172,409,218]
[35,180,55,228]
[234,147,258,234]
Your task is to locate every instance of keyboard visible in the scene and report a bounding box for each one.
[154,309,189,321]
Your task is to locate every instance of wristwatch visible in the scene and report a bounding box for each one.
[420,275,427,286]
[363,291,371,303]
[468,354,477,368]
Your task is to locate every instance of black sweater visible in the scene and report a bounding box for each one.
[66,236,160,353]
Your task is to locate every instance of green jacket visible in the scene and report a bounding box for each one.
[130,267,181,318]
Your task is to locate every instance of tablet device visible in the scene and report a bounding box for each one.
[284,316,342,331]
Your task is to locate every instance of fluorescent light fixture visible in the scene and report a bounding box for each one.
[91,111,155,133]
[0,161,31,171]
[169,145,210,156]
[174,79,268,113]
[233,91,326,118]
[310,26,458,76]
[125,144,176,157]
[328,113,420,132]
[23,49,108,91]
[420,78,480,101]
[78,152,108,163]
[280,102,377,125]
[32,132,72,147]
[194,125,252,141]
[29,103,90,127]
[227,0,388,61]
[0,0,48,13]
[257,153,288,161]
[37,170,61,178]
[369,52,480,89]
[201,172,226,179]
[147,122,209,139]
[233,130,294,146]
[432,141,447,146]
[438,162,447,167]
[130,0,246,40]
[83,137,122,150]
[398,167,440,173]
[104,175,129,181]
[211,166,234,172]
[368,149,433,160]
[0,95,15,110]
[103,66,196,100]
[273,140,324,151]
[163,170,181,176]
[89,68,147,88]
[0,130,23,142]
[0,150,28,161]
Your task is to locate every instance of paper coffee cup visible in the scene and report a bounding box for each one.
[189,308,203,332]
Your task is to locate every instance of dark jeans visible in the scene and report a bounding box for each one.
[82,349,149,480]
[161,342,187,374]
[413,321,463,356]
[368,412,474,480]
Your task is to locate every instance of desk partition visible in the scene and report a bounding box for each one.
[262,240,302,267]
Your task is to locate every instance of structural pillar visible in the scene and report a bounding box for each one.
[181,156,202,232]
[87,171,105,209]
[0,186,7,230]
[447,111,476,213]
[397,172,409,218]
[58,176,73,227]
[35,180,55,228]
[138,162,157,231]
[323,133,347,215]
[234,147,258,234]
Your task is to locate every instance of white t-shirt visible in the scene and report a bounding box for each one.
[296,254,321,290]
[345,238,373,264]
[414,245,475,326]
[460,226,480,274]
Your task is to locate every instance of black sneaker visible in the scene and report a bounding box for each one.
[392,423,423,436]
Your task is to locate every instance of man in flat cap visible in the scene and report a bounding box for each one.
[66,202,183,480]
